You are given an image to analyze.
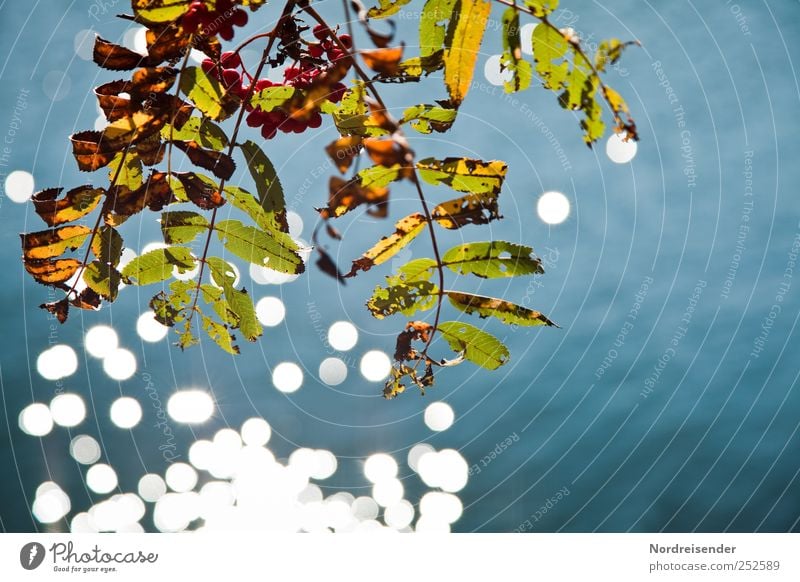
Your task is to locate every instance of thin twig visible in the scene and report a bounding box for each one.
[302,2,446,365]
[186,0,298,324]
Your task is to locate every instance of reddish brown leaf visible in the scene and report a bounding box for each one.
[93,36,152,71]
[70,131,119,172]
[172,140,235,180]
[325,136,363,174]
[145,24,191,64]
[95,80,134,122]
[106,171,176,225]
[363,137,410,167]
[21,225,92,260]
[174,172,226,210]
[40,298,70,323]
[130,67,178,99]
[394,321,433,362]
[321,176,389,220]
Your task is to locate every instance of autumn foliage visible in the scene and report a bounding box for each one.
[21,0,638,397]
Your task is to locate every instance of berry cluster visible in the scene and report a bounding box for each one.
[242,26,353,140]
[201,51,249,99]
[183,0,248,41]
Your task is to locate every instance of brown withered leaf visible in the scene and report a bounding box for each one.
[315,246,347,284]
[136,133,166,166]
[325,223,342,240]
[172,140,235,180]
[71,287,102,310]
[40,298,70,323]
[321,176,389,220]
[144,23,191,64]
[360,46,405,76]
[174,172,226,210]
[346,212,427,277]
[32,185,104,227]
[21,225,92,260]
[93,36,155,71]
[130,67,178,99]
[431,192,500,229]
[70,131,119,172]
[24,258,82,286]
[394,320,433,362]
[95,80,134,122]
[325,136,363,174]
[106,171,176,225]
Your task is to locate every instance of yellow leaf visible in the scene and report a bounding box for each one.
[443,0,492,106]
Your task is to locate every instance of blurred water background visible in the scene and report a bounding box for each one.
[0,0,798,532]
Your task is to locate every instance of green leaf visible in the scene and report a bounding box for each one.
[161,116,229,151]
[249,86,295,112]
[447,291,557,326]
[347,213,428,277]
[121,246,196,285]
[150,279,194,326]
[359,163,405,188]
[367,258,440,319]
[161,211,209,244]
[214,219,304,274]
[367,0,411,19]
[532,23,570,90]
[200,312,238,355]
[179,66,240,121]
[523,0,558,17]
[501,8,533,93]
[420,0,457,73]
[442,241,544,278]
[83,261,122,301]
[91,225,124,266]
[416,157,507,194]
[327,81,390,137]
[443,0,492,106]
[367,281,439,319]
[238,141,287,231]
[108,152,143,191]
[402,104,457,134]
[437,321,509,370]
[206,257,261,342]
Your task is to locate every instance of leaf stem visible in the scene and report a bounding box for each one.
[302,2,446,364]
[186,0,298,325]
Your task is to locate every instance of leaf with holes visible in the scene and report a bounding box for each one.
[447,291,557,327]
[416,157,507,194]
[179,66,241,121]
[442,0,492,106]
[432,191,500,229]
[437,321,509,370]
[215,219,304,273]
[21,226,92,260]
[442,241,543,278]
[121,246,196,285]
[347,213,428,277]
[161,211,209,244]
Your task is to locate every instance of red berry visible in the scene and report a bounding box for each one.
[219,24,235,41]
[183,11,200,33]
[309,44,324,59]
[338,34,352,49]
[254,78,275,91]
[220,51,241,69]
[201,59,215,74]
[261,124,278,139]
[313,24,328,41]
[222,68,241,87]
[231,9,248,27]
[329,83,346,103]
[283,67,300,81]
[308,112,322,129]
[246,111,265,127]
